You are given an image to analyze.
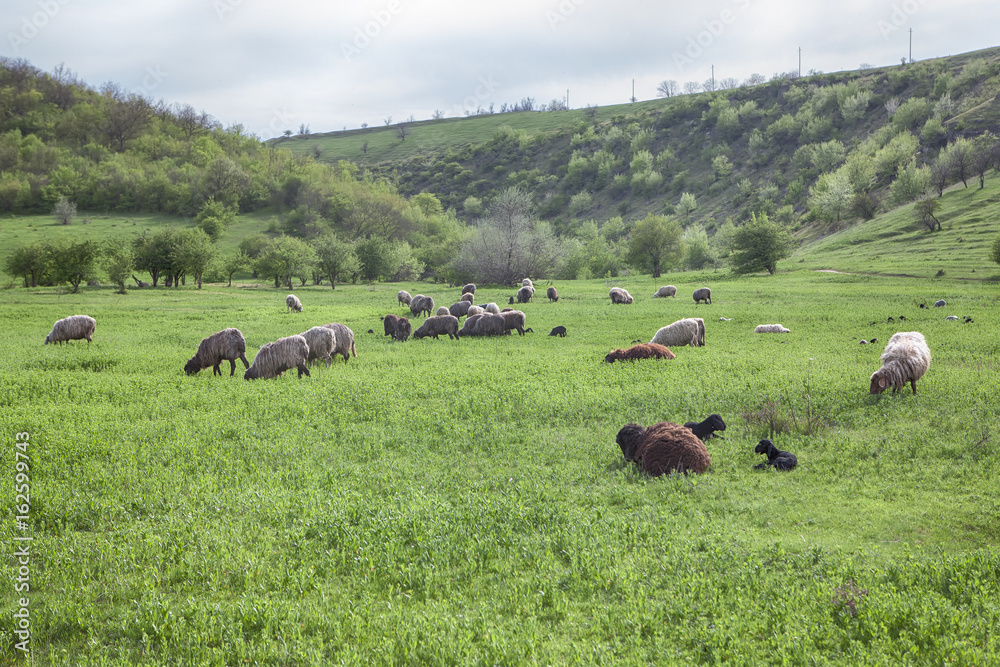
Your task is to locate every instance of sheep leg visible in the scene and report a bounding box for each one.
[213,363,222,376]
[297,363,311,378]
[228,359,236,376]
[910,379,917,394]
[239,354,249,370]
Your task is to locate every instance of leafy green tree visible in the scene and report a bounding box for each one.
[890,163,929,205]
[991,235,1000,267]
[102,236,134,294]
[683,224,717,270]
[809,171,853,223]
[355,235,394,283]
[53,196,76,225]
[133,229,178,286]
[195,197,238,241]
[4,241,51,287]
[174,228,216,288]
[218,250,248,287]
[313,234,358,289]
[51,239,99,292]
[729,214,794,275]
[254,236,316,288]
[626,214,683,278]
[914,198,942,232]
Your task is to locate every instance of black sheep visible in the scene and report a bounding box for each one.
[753,439,797,471]
[684,414,726,441]
[548,325,567,337]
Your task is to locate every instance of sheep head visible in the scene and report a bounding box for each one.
[616,423,645,462]
[869,370,890,394]
[755,439,777,457]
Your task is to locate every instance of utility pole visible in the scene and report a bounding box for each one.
[909,28,913,63]
[711,64,715,91]
[630,79,635,103]
[566,88,570,110]
[798,47,802,77]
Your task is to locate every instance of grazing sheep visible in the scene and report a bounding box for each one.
[300,326,337,368]
[286,294,303,313]
[649,318,703,348]
[933,300,946,307]
[436,306,450,316]
[521,278,533,288]
[684,414,727,441]
[693,287,712,304]
[604,342,676,363]
[652,285,677,298]
[383,313,403,337]
[467,305,484,317]
[945,315,959,321]
[483,302,501,314]
[393,318,412,342]
[132,274,150,288]
[617,422,711,476]
[753,439,798,471]
[44,314,96,345]
[870,331,931,395]
[244,335,311,380]
[516,286,533,303]
[461,293,475,304]
[461,283,477,295]
[409,295,435,317]
[184,327,249,376]
[321,323,357,362]
[449,300,474,319]
[547,286,559,302]
[609,287,634,304]
[548,325,567,337]
[458,314,482,337]
[413,315,461,340]
[500,310,528,335]
[755,324,791,333]
[397,290,412,306]
[460,313,507,337]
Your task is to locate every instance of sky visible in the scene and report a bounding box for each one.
[3,0,997,139]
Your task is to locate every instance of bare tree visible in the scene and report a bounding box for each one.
[361,141,369,155]
[298,123,310,135]
[930,159,951,197]
[174,104,218,138]
[395,123,410,141]
[431,109,445,119]
[944,139,973,188]
[718,77,739,90]
[383,116,393,126]
[742,73,767,87]
[683,81,701,95]
[884,96,901,117]
[361,122,368,129]
[99,82,153,151]
[53,196,77,225]
[656,80,678,98]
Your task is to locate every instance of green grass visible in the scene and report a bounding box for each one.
[1,272,999,664]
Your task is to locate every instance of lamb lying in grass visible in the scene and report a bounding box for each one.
[684,414,726,440]
[753,439,797,470]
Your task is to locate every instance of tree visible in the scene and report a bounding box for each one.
[395,123,410,142]
[4,241,51,287]
[914,198,942,232]
[218,250,248,287]
[51,239,99,292]
[929,158,951,197]
[683,81,701,95]
[53,196,76,225]
[626,214,683,278]
[313,234,358,289]
[991,235,1000,267]
[254,236,315,288]
[174,228,216,288]
[432,109,445,119]
[133,229,178,287]
[683,224,717,270]
[195,197,238,241]
[102,236,134,294]
[941,138,973,188]
[971,134,996,189]
[809,171,853,223]
[729,214,794,275]
[355,235,394,283]
[98,82,153,151]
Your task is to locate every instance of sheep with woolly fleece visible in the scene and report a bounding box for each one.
[301,326,337,368]
[397,290,412,306]
[413,314,460,340]
[869,331,930,395]
[693,287,712,304]
[244,335,311,380]
[652,285,677,298]
[460,313,508,337]
[755,324,790,333]
[616,422,711,475]
[649,318,704,348]
[461,293,475,303]
[321,323,357,362]
[521,278,533,287]
[45,314,96,345]
[449,300,473,319]
[604,343,676,363]
[684,414,726,441]
[286,294,303,313]
[515,286,533,303]
[933,300,946,307]
[753,439,797,470]
[436,306,450,316]
[609,287,633,304]
[409,295,435,317]
[483,302,500,314]
[547,286,559,302]
[383,314,403,337]
[500,309,527,335]
[462,283,476,295]
[458,313,482,337]
[184,327,249,376]
[467,305,484,317]
[393,318,412,342]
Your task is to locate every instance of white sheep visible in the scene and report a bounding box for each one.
[754,324,790,333]
[44,314,96,345]
[286,294,303,313]
[521,278,533,287]
[397,290,412,306]
[301,326,337,368]
[483,302,500,314]
[652,285,677,298]
[321,323,357,362]
[467,305,484,317]
[244,335,311,380]
[609,287,633,304]
[650,318,704,348]
[870,331,931,395]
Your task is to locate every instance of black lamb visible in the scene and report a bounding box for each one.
[548,325,567,337]
[753,439,797,471]
[684,414,726,441]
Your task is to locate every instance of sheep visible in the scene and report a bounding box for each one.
[383,313,403,337]
[131,274,150,288]
[548,325,567,337]
[244,335,311,380]
[286,294,303,313]
[933,300,946,307]
[436,306,451,316]
[501,307,513,312]
[184,327,249,376]
[684,414,727,441]
[515,286,533,303]
[604,343,676,363]
[449,300,473,319]
[693,287,712,304]
[321,323,357,362]
[397,290,412,306]
[458,314,482,337]
[609,287,633,304]
[460,313,507,337]
[753,439,797,471]
[413,315,460,340]
[300,326,337,368]
[500,310,527,335]
[652,285,677,298]
[461,283,477,295]
[547,286,559,302]
[649,318,703,348]
[521,278,533,288]
[44,314,96,345]
[409,295,434,318]
[616,422,711,476]
[870,331,931,395]
[467,305,485,317]
[460,293,475,304]
[483,302,500,314]
[945,315,959,321]
[393,318,412,342]
[755,324,791,333]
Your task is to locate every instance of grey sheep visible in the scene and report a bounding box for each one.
[458,314,483,337]
[461,283,477,295]
[383,313,403,337]
[397,290,412,306]
[609,287,633,304]
[933,300,946,307]
[409,295,435,317]
[184,327,249,376]
[693,287,712,304]
[449,300,474,319]
[870,331,931,395]
[393,318,412,342]
[500,310,527,335]
[546,286,559,302]
[286,294,303,313]
[45,314,96,345]
[653,285,677,298]
[460,293,475,303]
[474,313,509,336]
[413,315,461,340]
[244,335,311,380]
[650,318,704,348]
[435,306,451,316]
[522,278,533,288]
[321,323,357,362]
[301,326,337,368]
[515,286,533,303]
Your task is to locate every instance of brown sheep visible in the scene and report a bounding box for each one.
[604,342,676,363]
[616,422,711,476]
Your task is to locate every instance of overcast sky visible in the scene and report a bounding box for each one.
[3,0,996,139]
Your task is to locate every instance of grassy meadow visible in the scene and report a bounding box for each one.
[1,271,999,665]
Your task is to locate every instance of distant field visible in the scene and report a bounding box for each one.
[1,272,998,663]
